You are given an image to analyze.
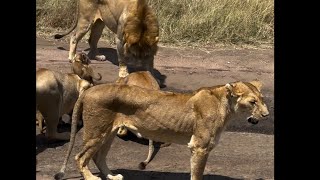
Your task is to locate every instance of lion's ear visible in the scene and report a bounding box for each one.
[225,83,233,92]
[225,83,243,97]
[249,80,262,92]
[225,83,236,97]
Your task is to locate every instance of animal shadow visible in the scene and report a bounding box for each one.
[117,131,165,163]
[36,122,82,155]
[87,47,167,88]
[64,169,242,180]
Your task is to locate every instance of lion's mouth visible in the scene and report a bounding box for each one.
[247,117,258,125]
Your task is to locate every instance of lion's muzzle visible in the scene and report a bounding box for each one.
[247,117,259,125]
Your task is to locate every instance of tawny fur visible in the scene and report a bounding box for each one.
[55,80,269,180]
[36,68,91,141]
[54,0,159,78]
[71,52,102,85]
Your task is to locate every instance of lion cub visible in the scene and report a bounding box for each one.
[71,52,102,85]
[36,68,91,141]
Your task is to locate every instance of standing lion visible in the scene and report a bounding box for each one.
[36,68,91,141]
[54,80,269,180]
[54,0,159,78]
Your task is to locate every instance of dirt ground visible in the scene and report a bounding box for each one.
[36,37,274,180]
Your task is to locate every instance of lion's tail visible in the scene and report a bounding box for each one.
[88,67,102,81]
[92,72,102,81]
[54,92,85,180]
[53,0,79,39]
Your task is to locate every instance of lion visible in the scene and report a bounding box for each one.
[37,55,100,134]
[54,80,269,180]
[36,53,100,131]
[54,0,159,78]
[71,52,102,85]
[36,68,91,141]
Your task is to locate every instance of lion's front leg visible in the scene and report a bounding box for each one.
[119,62,129,78]
[188,135,212,180]
[189,147,210,180]
[116,38,129,78]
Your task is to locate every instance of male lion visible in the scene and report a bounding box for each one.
[36,68,91,141]
[54,0,159,78]
[55,80,269,180]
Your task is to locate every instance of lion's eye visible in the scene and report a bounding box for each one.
[249,100,256,105]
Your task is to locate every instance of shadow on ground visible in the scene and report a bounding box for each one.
[36,122,76,155]
[64,169,242,180]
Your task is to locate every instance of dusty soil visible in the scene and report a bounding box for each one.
[36,37,274,180]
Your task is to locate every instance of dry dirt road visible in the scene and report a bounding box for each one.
[36,37,274,180]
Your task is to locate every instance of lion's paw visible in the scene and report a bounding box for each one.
[95,55,106,61]
[117,127,128,137]
[107,174,123,180]
[119,68,129,78]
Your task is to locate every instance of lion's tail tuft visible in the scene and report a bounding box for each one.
[54,172,65,180]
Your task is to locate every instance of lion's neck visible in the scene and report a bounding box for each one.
[210,87,234,128]
[225,95,247,124]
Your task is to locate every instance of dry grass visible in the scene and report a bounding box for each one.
[36,0,273,46]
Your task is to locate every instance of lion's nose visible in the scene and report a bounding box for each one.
[262,112,269,117]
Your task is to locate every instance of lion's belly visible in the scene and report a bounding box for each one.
[124,113,195,145]
[137,129,192,145]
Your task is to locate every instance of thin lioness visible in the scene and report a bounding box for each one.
[55,81,269,180]
[54,0,159,78]
[36,68,91,141]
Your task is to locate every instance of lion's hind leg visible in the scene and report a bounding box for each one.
[69,11,96,62]
[36,110,45,134]
[40,98,70,141]
[88,19,106,61]
[75,126,123,180]
[75,135,105,180]
[93,128,123,180]
[138,139,154,170]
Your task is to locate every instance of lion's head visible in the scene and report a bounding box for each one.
[226,80,269,124]
[73,52,91,64]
